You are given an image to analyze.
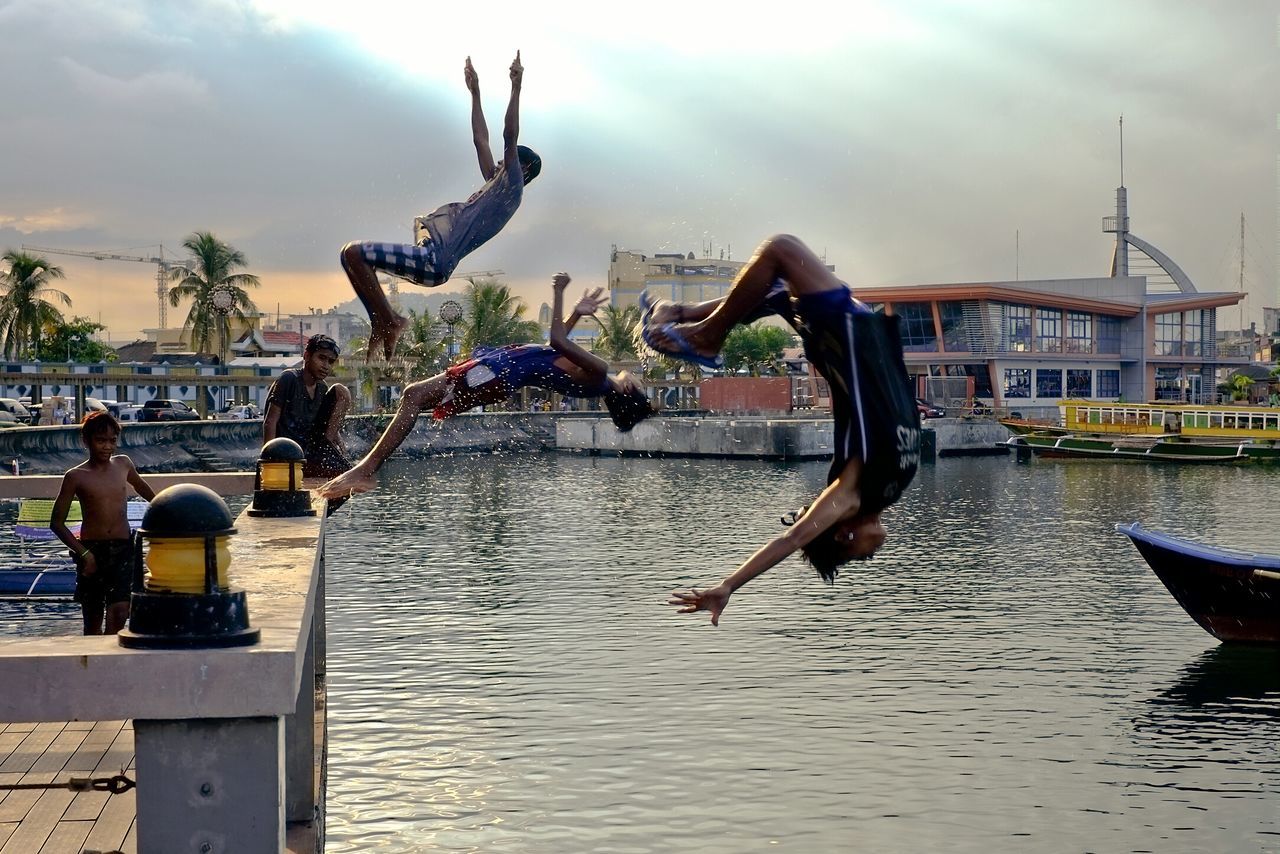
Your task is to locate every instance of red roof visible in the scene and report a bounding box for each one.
[261,330,303,348]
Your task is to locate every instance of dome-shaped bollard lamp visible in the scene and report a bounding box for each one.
[117,484,260,649]
[249,437,316,518]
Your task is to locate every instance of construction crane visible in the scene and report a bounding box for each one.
[20,244,191,329]
[455,269,504,283]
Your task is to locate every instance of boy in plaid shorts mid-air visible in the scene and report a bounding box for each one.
[340,51,541,362]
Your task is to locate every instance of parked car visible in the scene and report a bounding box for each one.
[0,410,22,429]
[116,404,145,423]
[916,398,946,419]
[0,398,32,424]
[140,399,201,422]
[214,403,262,421]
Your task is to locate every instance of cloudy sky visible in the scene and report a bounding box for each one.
[1,0,1276,342]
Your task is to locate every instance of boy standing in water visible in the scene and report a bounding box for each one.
[341,51,541,362]
[51,412,156,635]
[646,234,921,625]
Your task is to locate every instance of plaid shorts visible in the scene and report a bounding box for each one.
[359,240,446,286]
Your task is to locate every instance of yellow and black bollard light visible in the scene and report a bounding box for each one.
[117,484,260,649]
[248,437,317,518]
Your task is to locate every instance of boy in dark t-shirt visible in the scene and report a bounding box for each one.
[340,51,541,363]
[643,234,921,626]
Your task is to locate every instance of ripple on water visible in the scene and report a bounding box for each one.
[317,455,1280,852]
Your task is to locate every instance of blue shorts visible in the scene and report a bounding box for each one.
[359,240,447,287]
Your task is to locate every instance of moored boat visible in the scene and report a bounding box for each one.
[1005,433,1247,463]
[0,566,74,598]
[1116,522,1280,644]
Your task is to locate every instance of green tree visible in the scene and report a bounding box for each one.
[0,249,71,359]
[721,323,793,375]
[1230,373,1253,401]
[461,280,540,352]
[591,304,640,362]
[45,317,115,363]
[167,231,261,362]
[401,308,447,378]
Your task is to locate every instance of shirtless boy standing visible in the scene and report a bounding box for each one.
[51,412,156,635]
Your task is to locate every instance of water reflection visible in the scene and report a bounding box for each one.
[1138,645,1280,744]
[320,454,1280,853]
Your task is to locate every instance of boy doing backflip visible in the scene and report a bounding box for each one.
[342,51,541,362]
[317,273,654,499]
[645,234,922,625]
[51,412,156,635]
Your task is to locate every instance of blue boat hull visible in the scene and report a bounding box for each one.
[1116,522,1280,644]
[0,568,76,597]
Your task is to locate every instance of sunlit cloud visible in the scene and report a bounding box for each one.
[0,209,98,235]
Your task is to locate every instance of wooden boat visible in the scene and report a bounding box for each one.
[1116,522,1280,644]
[0,566,74,598]
[1005,433,1247,463]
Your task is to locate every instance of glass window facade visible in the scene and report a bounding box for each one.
[1155,367,1183,400]
[1155,313,1181,356]
[1183,309,1202,357]
[1004,368,1030,398]
[1097,369,1120,398]
[895,302,937,352]
[1066,312,1092,354]
[939,302,969,352]
[1035,368,1063,398]
[1036,309,1062,353]
[1097,316,1121,354]
[1006,305,1032,352]
[1066,369,1091,397]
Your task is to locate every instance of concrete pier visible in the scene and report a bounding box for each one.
[558,416,836,459]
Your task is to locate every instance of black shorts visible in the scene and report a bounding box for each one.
[74,536,136,607]
[302,388,353,479]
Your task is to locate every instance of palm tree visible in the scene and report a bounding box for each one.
[167,231,261,362]
[401,308,447,379]
[461,280,540,352]
[592,304,640,362]
[0,250,71,359]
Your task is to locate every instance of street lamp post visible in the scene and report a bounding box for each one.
[438,300,464,359]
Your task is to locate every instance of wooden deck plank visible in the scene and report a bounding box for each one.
[0,724,62,774]
[29,727,89,774]
[80,787,133,854]
[0,724,35,735]
[120,816,137,854]
[0,783,74,854]
[36,820,90,854]
[0,771,48,822]
[0,773,19,810]
[65,723,132,822]
[0,823,13,846]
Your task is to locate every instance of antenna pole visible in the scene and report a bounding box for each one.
[1119,115,1124,186]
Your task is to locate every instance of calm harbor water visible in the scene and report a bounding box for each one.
[5,454,1279,851]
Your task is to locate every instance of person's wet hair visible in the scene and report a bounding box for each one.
[781,506,874,583]
[81,410,122,442]
[517,145,542,185]
[603,385,654,432]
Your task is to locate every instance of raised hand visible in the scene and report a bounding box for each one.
[509,50,523,86]
[464,56,479,94]
[573,287,606,317]
[552,271,571,291]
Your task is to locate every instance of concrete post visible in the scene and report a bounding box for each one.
[134,716,285,853]
[285,617,316,823]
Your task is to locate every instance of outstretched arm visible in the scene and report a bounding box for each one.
[549,273,609,378]
[465,56,497,181]
[501,50,523,168]
[564,287,606,334]
[669,458,864,625]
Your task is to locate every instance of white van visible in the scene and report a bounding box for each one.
[116,404,145,423]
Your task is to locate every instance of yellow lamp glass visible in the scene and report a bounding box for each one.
[260,460,304,491]
[144,536,232,594]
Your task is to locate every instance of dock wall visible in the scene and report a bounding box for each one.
[0,413,1004,474]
